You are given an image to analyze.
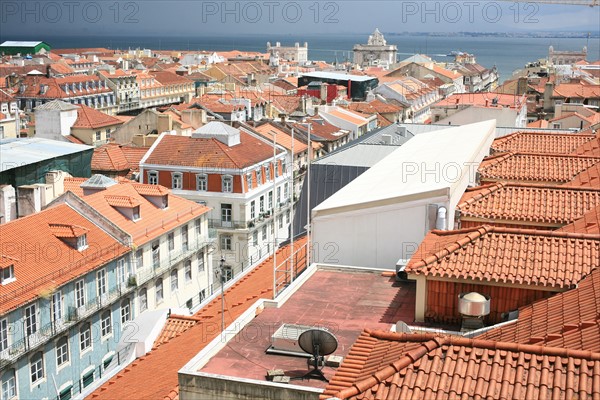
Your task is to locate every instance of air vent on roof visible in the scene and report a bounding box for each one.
[267,324,331,357]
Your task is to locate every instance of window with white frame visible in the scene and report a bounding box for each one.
[95,131,101,141]
[250,201,256,220]
[182,225,189,251]
[0,264,15,285]
[148,171,158,185]
[136,249,143,269]
[97,269,107,297]
[222,175,233,193]
[256,168,262,185]
[195,218,202,236]
[168,232,175,252]
[279,214,284,229]
[139,288,148,312]
[51,291,62,323]
[152,241,160,267]
[277,187,281,205]
[77,234,87,251]
[0,319,7,352]
[265,164,271,181]
[25,304,37,336]
[275,160,279,178]
[246,173,253,190]
[172,172,183,189]
[220,235,232,251]
[121,299,131,324]
[170,269,178,292]
[56,336,69,367]
[185,260,192,282]
[30,352,44,384]
[286,210,290,224]
[1,368,16,400]
[262,225,267,240]
[117,258,127,286]
[156,279,163,303]
[197,252,205,272]
[221,204,232,224]
[199,289,206,302]
[101,311,112,338]
[268,191,273,210]
[75,279,85,308]
[259,196,265,213]
[284,183,289,199]
[80,322,91,352]
[196,174,207,191]
[252,230,258,246]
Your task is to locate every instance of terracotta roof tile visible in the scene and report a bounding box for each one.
[73,105,124,129]
[74,181,208,245]
[0,204,129,314]
[92,144,130,172]
[48,223,89,238]
[154,314,200,347]
[557,205,600,234]
[322,329,600,400]
[405,226,600,289]
[478,152,600,185]
[89,237,308,400]
[492,131,596,154]
[457,182,600,227]
[144,130,282,170]
[572,136,600,157]
[480,267,600,352]
[553,83,600,99]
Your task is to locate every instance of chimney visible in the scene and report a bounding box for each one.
[46,64,52,78]
[279,113,286,124]
[485,99,489,107]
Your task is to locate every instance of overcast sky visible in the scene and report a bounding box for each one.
[1,1,599,37]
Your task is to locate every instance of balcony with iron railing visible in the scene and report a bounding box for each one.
[0,282,135,367]
[135,236,212,287]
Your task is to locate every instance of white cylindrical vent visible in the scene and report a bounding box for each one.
[435,206,447,230]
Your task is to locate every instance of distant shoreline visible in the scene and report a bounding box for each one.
[385,32,600,39]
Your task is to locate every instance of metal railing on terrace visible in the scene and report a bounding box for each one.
[0,282,135,367]
[135,237,211,287]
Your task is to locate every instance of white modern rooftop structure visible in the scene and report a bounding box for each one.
[311,120,496,269]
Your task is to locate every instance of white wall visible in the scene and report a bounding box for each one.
[35,109,77,140]
[312,198,447,270]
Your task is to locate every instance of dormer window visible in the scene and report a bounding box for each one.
[77,234,88,251]
[196,174,207,191]
[132,206,141,221]
[256,169,262,185]
[222,175,233,193]
[246,174,253,190]
[1,264,15,285]
[265,164,271,181]
[105,195,142,221]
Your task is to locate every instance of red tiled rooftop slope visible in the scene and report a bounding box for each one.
[558,205,600,234]
[478,152,600,185]
[0,204,129,314]
[491,131,596,154]
[144,132,283,169]
[73,105,124,129]
[572,135,600,157]
[480,267,600,352]
[89,237,307,400]
[458,182,600,226]
[154,314,201,347]
[92,144,130,172]
[321,329,600,400]
[405,225,600,289]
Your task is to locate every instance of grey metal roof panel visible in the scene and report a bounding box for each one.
[34,100,79,111]
[0,138,92,172]
[315,145,399,168]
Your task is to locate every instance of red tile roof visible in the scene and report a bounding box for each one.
[73,181,208,246]
[553,83,600,99]
[48,223,89,238]
[144,131,282,170]
[492,131,596,154]
[0,204,129,314]
[104,195,141,208]
[151,70,193,86]
[572,135,600,157]
[457,182,600,227]
[480,267,600,352]
[154,314,201,347]
[91,144,130,172]
[569,162,600,188]
[72,105,124,129]
[322,329,600,400]
[89,237,308,400]
[558,205,600,234]
[434,93,525,109]
[406,225,600,289]
[478,152,600,185]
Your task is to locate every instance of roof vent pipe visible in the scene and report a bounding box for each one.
[435,206,447,230]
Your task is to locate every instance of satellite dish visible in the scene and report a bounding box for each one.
[293,328,338,382]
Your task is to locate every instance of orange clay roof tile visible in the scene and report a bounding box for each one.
[478,152,600,185]
[405,225,600,289]
[322,329,600,400]
[457,182,600,226]
[492,131,596,154]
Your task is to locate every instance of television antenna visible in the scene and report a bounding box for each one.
[293,328,338,382]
